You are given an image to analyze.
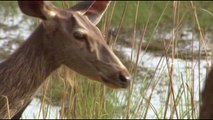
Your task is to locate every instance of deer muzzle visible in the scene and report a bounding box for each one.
[100,69,131,88]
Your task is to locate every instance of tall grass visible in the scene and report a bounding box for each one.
[5,1,210,119]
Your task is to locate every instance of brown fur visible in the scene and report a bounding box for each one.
[0,24,60,118]
[0,1,130,118]
[199,67,213,118]
[0,1,131,118]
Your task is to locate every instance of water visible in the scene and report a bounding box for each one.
[115,46,209,118]
[22,98,61,119]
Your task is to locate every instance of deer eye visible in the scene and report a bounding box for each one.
[73,31,87,42]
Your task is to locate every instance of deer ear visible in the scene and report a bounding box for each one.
[84,1,110,25]
[70,1,94,14]
[18,1,57,20]
[70,1,111,25]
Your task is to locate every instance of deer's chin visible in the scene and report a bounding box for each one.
[100,75,129,89]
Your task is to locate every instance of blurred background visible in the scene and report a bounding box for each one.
[0,1,213,119]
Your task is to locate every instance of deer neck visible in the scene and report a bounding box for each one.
[0,24,60,118]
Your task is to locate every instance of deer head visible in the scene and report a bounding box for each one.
[18,1,131,88]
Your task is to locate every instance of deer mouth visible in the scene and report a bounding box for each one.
[100,74,130,89]
[92,61,131,88]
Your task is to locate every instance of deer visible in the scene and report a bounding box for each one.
[199,67,213,118]
[0,1,131,119]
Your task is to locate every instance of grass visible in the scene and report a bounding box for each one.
[38,1,212,119]
[1,1,213,119]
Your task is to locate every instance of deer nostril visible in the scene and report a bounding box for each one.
[119,72,131,83]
